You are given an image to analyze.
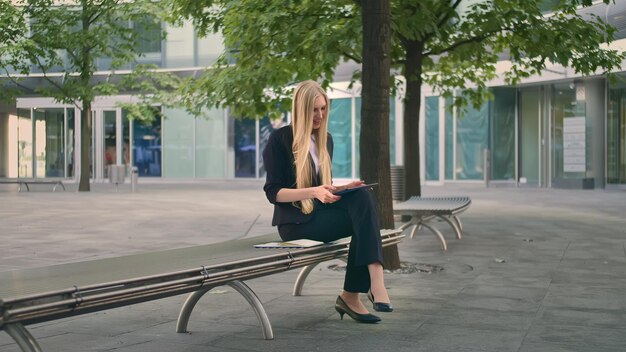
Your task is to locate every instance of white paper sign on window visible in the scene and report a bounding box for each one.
[563,117,585,173]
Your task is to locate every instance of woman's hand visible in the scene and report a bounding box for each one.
[335,180,365,192]
[312,185,341,204]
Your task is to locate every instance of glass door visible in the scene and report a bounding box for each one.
[518,87,545,186]
[93,108,126,181]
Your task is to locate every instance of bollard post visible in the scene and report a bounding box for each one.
[131,166,138,193]
[109,165,125,192]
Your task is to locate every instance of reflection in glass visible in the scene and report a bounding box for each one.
[551,83,585,180]
[0,112,19,178]
[490,88,516,180]
[90,111,95,177]
[425,96,440,181]
[607,83,626,184]
[258,114,287,178]
[132,112,162,177]
[456,98,487,180]
[66,108,75,177]
[162,107,194,177]
[34,108,65,178]
[445,98,454,180]
[329,98,352,178]
[103,110,117,178]
[196,109,226,178]
[17,109,32,178]
[519,88,541,184]
[122,112,130,168]
[234,118,256,177]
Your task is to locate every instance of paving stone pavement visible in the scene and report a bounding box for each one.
[0,180,625,352]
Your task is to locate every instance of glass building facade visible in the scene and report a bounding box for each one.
[608,74,626,186]
[1,3,626,191]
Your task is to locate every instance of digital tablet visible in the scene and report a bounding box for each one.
[333,183,378,196]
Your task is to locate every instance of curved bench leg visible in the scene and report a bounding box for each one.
[176,280,274,340]
[437,215,462,240]
[176,286,212,333]
[228,281,274,340]
[293,256,348,296]
[452,215,463,231]
[5,323,42,352]
[409,224,419,239]
[293,264,319,296]
[420,222,448,251]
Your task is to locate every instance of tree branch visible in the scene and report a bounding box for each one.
[1,67,33,92]
[31,54,74,99]
[89,0,121,25]
[342,51,361,64]
[420,0,463,44]
[425,27,511,56]
[437,0,463,28]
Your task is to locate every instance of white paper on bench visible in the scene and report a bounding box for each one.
[254,239,325,249]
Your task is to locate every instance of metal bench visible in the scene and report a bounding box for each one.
[394,196,471,251]
[0,229,403,351]
[0,179,65,192]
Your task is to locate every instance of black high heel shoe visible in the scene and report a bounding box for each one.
[335,296,381,323]
[368,290,393,312]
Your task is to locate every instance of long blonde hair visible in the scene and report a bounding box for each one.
[291,80,332,214]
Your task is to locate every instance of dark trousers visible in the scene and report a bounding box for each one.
[278,189,383,293]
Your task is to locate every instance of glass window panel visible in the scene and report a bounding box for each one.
[122,112,130,167]
[607,81,626,184]
[456,99,488,180]
[103,110,117,178]
[132,110,162,177]
[0,114,7,177]
[445,97,454,180]
[258,115,288,178]
[0,112,19,178]
[163,22,194,68]
[17,108,32,178]
[490,88,516,180]
[34,110,45,178]
[519,88,540,184]
[329,98,352,178]
[162,108,194,177]
[66,108,75,178]
[197,32,224,67]
[196,109,226,178]
[425,96,440,181]
[33,108,64,178]
[90,111,94,178]
[551,83,585,180]
[134,16,162,54]
[234,117,256,178]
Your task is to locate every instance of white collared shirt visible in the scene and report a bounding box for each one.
[310,135,319,174]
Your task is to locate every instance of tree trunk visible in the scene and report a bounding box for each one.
[79,103,91,191]
[78,3,92,192]
[403,39,424,199]
[361,0,400,270]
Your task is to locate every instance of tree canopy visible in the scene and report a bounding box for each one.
[0,0,181,191]
[171,0,624,198]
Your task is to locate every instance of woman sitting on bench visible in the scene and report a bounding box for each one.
[262,80,393,324]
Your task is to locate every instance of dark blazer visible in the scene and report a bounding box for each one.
[262,125,333,226]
